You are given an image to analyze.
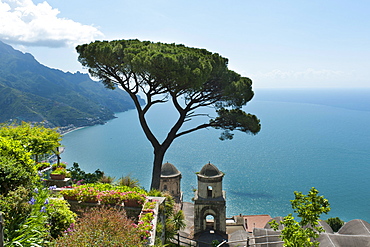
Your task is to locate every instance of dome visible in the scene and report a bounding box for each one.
[161,162,181,177]
[199,163,222,177]
[338,219,370,235]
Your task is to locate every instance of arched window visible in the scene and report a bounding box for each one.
[207,185,213,198]
[205,214,215,230]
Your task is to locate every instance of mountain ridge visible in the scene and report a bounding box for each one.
[0,41,143,129]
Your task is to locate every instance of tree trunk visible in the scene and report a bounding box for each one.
[150,148,166,190]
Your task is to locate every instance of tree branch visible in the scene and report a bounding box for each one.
[175,123,215,138]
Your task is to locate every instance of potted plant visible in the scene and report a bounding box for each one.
[52,162,67,170]
[37,162,51,171]
[60,188,78,201]
[121,191,146,207]
[97,190,124,205]
[75,186,99,203]
[50,167,69,180]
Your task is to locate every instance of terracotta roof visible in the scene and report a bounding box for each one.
[243,214,272,232]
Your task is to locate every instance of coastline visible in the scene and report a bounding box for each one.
[60,126,86,136]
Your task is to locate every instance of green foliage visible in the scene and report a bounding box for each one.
[54,207,146,246]
[98,175,115,184]
[0,136,33,168]
[149,191,185,243]
[51,167,70,176]
[0,186,32,236]
[60,183,147,204]
[0,122,61,162]
[76,39,260,138]
[67,162,104,184]
[46,198,76,238]
[0,123,76,245]
[325,217,344,232]
[5,187,51,246]
[52,162,66,169]
[269,187,330,247]
[74,183,148,195]
[117,174,141,188]
[0,153,36,195]
[211,108,261,140]
[76,39,260,189]
[211,240,220,247]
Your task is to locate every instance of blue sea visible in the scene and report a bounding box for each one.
[61,88,370,223]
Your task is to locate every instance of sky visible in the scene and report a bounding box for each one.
[0,0,369,88]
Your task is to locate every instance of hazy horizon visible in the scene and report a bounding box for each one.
[1,0,369,89]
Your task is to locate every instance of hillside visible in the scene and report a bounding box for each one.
[0,41,144,129]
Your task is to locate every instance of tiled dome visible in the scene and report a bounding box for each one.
[199,163,222,177]
[161,162,181,177]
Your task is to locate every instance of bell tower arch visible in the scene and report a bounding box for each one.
[194,163,226,234]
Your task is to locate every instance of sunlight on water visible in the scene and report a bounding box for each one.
[61,89,370,222]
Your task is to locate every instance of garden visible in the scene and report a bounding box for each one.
[0,123,185,246]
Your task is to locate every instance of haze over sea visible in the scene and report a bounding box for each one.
[61,88,370,222]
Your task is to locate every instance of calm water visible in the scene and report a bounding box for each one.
[61,88,370,222]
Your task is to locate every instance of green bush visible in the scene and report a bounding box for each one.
[4,187,51,246]
[54,207,147,246]
[0,186,32,237]
[118,175,141,188]
[325,217,344,232]
[47,198,76,238]
[0,138,37,195]
[67,162,104,184]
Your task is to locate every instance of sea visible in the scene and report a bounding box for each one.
[61,88,370,223]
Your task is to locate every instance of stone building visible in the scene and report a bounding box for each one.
[159,162,182,203]
[194,163,226,234]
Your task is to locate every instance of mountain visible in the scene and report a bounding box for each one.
[0,41,144,129]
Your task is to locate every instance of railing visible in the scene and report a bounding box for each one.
[173,234,282,247]
[215,234,284,247]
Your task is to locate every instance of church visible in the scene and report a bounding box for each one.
[159,162,370,247]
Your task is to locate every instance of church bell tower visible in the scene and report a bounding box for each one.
[194,163,226,234]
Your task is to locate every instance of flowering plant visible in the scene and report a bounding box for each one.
[97,190,124,205]
[75,187,99,202]
[51,167,69,176]
[60,184,148,204]
[135,211,155,239]
[121,191,146,204]
[52,162,67,170]
[36,162,51,170]
[143,201,156,210]
[60,189,77,200]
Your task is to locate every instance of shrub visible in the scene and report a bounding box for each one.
[60,184,148,203]
[118,175,140,188]
[5,187,51,246]
[54,207,147,246]
[51,167,70,176]
[325,217,344,232]
[99,175,115,184]
[67,162,104,184]
[0,141,36,195]
[0,186,32,238]
[52,162,67,170]
[46,198,76,238]
[97,190,124,205]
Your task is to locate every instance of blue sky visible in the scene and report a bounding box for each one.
[1,0,369,88]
